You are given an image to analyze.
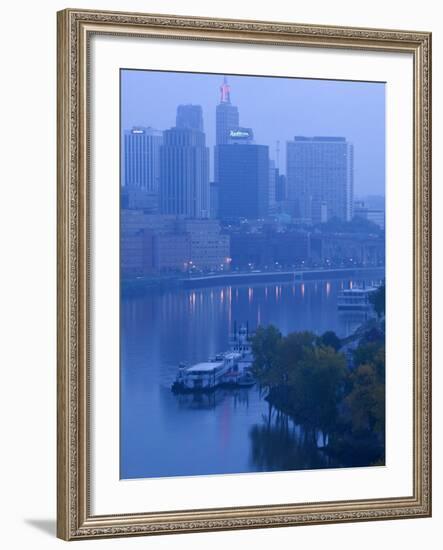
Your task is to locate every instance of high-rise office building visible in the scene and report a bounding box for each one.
[216,78,240,145]
[160,124,210,219]
[123,127,163,192]
[209,181,219,219]
[268,160,277,214]
[218,143,270,220]
[275,172,286,202]
[286,136,354,224]
[176,104,204,132]
[215,77,240,182]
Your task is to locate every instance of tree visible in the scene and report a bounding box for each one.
[369,283,385,318]
[251,325,282,391]
[251,327,347,442]
[288,345,347,441]
[345,363,385,436]
[353,342,385,373]
[250,324,386,459]
[319,330,342,351]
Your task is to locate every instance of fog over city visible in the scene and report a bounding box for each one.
[120,68,386,480]
[121,70,385,197]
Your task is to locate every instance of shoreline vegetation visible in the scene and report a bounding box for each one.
[250,283,386,468]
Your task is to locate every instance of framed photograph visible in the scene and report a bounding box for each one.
[57,8,432,540]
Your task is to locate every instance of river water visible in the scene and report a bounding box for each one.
[120,277,377,479]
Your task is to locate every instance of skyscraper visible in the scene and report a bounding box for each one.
[176,104,204,132]
[160,122,210,219]
[123,127,162,192]
[275,172,286,202]
[286,136,354,224]
[268,160,277,214]
[215,77,240,182]
[218,142,270,220]
[216,79,240,145]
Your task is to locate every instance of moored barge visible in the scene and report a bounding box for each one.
[171,324,255,393]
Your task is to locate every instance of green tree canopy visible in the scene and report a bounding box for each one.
[345,363,385,436]
[251,325,282,390]
[319,330,342,351]
[369,283,385,318]
[250,321,386,466]
[251,326,347,438]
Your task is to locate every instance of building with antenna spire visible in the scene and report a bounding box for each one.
[215,77,239,145]
[219,76,231,104]
[214,77,240,184]
[215,76,273,220]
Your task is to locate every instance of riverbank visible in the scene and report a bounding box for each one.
[122,266,385,294]
[251,305,386,468]
[121,276,383,478]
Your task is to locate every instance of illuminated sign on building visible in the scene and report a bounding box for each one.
[229,128,253,139]
[131,129,145,134]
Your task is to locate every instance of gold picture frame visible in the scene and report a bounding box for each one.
[57,8,431,540]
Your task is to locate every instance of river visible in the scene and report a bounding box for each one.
[120,277,378,479]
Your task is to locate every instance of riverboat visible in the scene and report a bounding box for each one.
[337,284,379,311]
[171,324,255,393]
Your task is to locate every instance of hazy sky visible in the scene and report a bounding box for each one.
[121,69,385,197]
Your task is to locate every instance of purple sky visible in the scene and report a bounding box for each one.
[121,69,385,197]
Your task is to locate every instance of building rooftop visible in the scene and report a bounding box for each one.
[292,136,347,142]
[186,361,224,373]
[125,126,162,136]
[224,352,242,360]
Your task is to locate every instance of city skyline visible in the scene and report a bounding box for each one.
[121,69,385,197]
[120,67,386,481]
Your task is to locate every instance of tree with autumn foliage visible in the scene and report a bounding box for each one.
[251,327,347,443]
[251,321,386,467]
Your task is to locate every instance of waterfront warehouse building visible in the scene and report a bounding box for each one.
[152,233,191,272]
[120,212,178,277]
[120,214,231,276]
[286,136,354,225]
[218,142,270,221]
[160,126,210,219]
[120,210,177,235]
[176,219,231,271]
[229,230,310,269]
[123,127,163,192]
[310,232,385,267]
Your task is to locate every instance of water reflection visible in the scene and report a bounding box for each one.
[120,278,377,479]
[249,422,332,473]
[175,388,251,411]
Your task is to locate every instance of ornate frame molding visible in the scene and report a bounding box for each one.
[57,8,431,540]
